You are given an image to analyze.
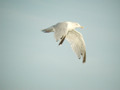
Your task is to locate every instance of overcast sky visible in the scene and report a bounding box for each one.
[0,0,120,90]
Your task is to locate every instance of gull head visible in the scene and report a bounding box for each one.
[72,22,84,29]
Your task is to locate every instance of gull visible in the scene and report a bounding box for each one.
[42,21,86,63]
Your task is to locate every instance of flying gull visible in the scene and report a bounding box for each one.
[42,21,86,63]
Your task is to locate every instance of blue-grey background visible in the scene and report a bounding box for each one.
[0,0,120,90]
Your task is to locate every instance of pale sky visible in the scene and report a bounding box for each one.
[0,0,120,90]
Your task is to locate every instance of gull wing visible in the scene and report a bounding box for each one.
[66,30,86,63]
[53,22,68,42]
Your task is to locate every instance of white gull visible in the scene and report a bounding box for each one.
[42,21,86,63]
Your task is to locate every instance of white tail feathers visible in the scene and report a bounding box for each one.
[42,27,54,33]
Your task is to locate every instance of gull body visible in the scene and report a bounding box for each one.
[42,21,86,63]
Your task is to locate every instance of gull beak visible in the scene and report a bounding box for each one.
[80,26,84,29]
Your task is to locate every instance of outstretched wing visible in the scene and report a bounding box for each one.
[66,30,86,63]
[53,22,68,42]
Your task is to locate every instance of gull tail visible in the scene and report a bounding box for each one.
[42,27,54,33]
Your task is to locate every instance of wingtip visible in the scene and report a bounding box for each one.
[83,52,86,63]
[58,43,62,46]
[58,36,66,45]
[83,60,86,63]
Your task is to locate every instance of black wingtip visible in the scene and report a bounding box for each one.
[83,52,86,63]
[58,36,66,45]
[83,60,86,63]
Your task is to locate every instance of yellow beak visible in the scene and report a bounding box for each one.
[80,26,84,29]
